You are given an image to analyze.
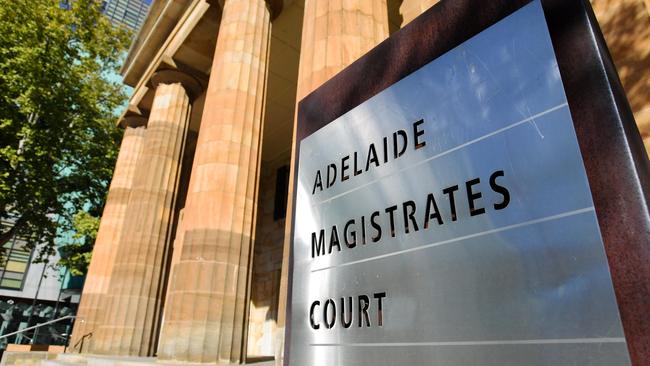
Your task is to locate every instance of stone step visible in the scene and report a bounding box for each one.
[53,354,86,365]
[6,352,273,366]
[1,351,58,366]
[42,360,73,366]
[56,356,152,366]
[39,355,274,366]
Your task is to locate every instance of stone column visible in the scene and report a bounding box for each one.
[399,0,439,25]
[275,0,389,363]
[590,0,650,155]
[92,70,201,356]
[69,120,146,353]
[156,0,270,363]
[294,0,389,98]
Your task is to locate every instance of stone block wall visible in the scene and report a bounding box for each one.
[247,153,290,357]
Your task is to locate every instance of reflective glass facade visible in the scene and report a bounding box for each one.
[101,0,150,32]
[0,221,32,290]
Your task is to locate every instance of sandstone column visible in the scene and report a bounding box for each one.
[156,0,270,363]
[399,0,439,25]
[590,0,650,155]
[69,121,146,352]
[275,0,389,363]
[92,70,201,356]
[294,0,389,98]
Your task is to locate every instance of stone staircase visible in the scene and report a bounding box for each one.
[42,354,154,366]
[0,351,59,366]
[4,353,275,366]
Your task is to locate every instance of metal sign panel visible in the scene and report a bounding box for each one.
[289,1,632,365]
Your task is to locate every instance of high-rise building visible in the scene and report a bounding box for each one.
[100,0,151,32]
[0,219,82,349]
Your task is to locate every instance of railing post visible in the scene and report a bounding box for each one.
[63,317,74,351]
[32,326,39,345]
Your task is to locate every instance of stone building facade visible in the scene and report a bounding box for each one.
[68,0,650,364]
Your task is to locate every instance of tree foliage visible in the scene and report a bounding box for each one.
[0,0,131,270]
[58,210,99,275]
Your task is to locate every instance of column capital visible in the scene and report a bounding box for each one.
[207,0,280,19]
[151,69,203,101]
[265,0,282,19]
[119,112,148,129]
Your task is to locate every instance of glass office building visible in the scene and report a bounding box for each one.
[100,0,151,32]
[0,221,32,291]
[0,220,81,348]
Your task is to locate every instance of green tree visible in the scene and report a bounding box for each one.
[58,210,99,275]
[0,0,131,269]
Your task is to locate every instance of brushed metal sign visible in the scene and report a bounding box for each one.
[289,1,632,365]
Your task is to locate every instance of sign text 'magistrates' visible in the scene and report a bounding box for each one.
[310,122,511,259]
[307,121,513,331]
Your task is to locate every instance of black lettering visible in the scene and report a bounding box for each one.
[341,297,353,328]
[323,299,336,329]
[443,185,459,221]
[358,295,371,327]
[382,136,389,163]
[374,292,386,326]
[361,215,367,245]
[402,200,419,234]
[385,205,398,238]
[423,193,443,228]
[393,130,408,158]
[413,119,426,149]
[310,301,320,329]
[466,178,486,216]
[344,219,357,248]
[490,170,510,210]
[311,230,325,258]
[328,225,341,254]
[326,163,337,188]
[353,152,362,176]
[366,143,380,171]
[341,155,350,181]
[312,170,323,195]
[370,211,382,243]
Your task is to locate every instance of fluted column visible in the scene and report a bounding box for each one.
[92,70,200,356]
[275,0,389,363]
[295,0,389,98]
[157,0,270,362]
[69,121,146,352]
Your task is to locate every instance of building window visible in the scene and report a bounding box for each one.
[273,166,290,221]
[0,222,32,290]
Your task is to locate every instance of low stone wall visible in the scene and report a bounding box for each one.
[0,351,59,366]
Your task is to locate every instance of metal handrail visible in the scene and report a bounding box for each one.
[0,315,75,340]
[72,332,92,353]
